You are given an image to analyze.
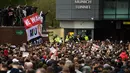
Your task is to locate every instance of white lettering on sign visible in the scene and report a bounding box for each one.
[76,5,91,9]
[75,0,92,4]
[32,38,43,45]
[74,0,92,9]
[30,16,41,24]
[24,19,31,26]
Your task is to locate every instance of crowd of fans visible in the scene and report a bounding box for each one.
[0,40,130,73]
[0,5,37,26]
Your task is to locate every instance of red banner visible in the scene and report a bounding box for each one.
[23,13,42,29]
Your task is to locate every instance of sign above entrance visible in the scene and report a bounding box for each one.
[75,0,92,4]
[56,0,99,20]
[74,0,92,9]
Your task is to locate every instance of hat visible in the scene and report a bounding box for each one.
[12,58,19,63]
[43,55,47,59]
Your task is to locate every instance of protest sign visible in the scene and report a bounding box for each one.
[30,37,43,45]
[22,52,29,57]
[23,13,43,41]
[20,47,25,52]
[23,13,41,29]
[49,47,57,53]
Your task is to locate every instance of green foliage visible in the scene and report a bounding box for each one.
[0,0,10,7]
[0,0,59,27]
[32,0,59,28]
[0,0,32,7]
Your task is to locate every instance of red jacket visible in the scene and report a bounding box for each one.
[119,52,128,61]
[4,50,8,56]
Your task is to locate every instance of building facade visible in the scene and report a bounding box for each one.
[56,0,130,41]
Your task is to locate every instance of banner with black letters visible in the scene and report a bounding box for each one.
[23,13,43,41]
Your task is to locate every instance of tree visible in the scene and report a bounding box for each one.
[32,0,59,28]
[0,0,32,8]
[0,0,59,27]
[0,0,10,8]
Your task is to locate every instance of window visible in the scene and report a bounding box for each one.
[103,0,129,19]
[116,2,128,14]
[104,15,115,19]
[104,1,116,14]
[116,15,128,19]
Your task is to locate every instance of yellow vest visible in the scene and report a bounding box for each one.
[55,37,61,43]
[65,35,69,42]
[84,36,89,41]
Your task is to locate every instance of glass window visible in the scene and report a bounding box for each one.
[103,0,129,19]
[116,2,128,14]
[104,15,115,19]
[116,15,128,19]
[77,30,82,35]
[65,29,74,35]
[104,8,116,14]
[116,8,128,14]
[104,1,116,14]
[128,15,130,19]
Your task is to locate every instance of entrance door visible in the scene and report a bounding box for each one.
[94,28,117,41]
[77,29,92,39]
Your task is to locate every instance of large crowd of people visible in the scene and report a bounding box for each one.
[0,40,130,73]
[0,5,37,26]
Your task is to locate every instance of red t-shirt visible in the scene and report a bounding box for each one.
[119,52,128,61]
[4,50,8,56]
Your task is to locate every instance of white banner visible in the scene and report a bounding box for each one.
[22,52,29,57]
[26,25,40,41]
[49,47,57,53]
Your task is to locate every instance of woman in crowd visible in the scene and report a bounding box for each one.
[0,40,130,73]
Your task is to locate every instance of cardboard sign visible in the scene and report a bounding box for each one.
[49,47,57,53]
[20,47,25,51]
[22,52,29,57]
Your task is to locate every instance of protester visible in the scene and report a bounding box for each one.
[0,5,38,26]
[0,39,130,73]
[119,50,128,61]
